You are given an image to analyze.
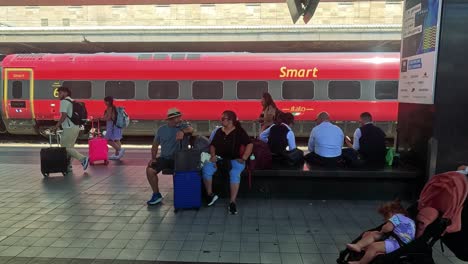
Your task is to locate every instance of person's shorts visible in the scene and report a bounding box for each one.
[384,238,401,253]
[149,158,174,174]
[202,159,245,184]
[105,122,122,141]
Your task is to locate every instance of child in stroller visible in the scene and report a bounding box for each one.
[346,200,416,264]
[338,168,468,264]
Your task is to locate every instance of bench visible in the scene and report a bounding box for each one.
[232,165,424,200]
[166,165,424,201]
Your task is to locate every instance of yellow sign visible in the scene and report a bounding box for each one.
[279,66,318,78]
[52,82,61,98]
[282,106,314,115]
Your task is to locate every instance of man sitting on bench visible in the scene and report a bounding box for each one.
[305,112,344,168]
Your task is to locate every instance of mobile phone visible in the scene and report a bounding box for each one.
[346,136,351,142]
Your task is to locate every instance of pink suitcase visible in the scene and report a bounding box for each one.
[89,121,109,165]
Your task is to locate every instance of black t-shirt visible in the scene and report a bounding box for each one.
[211,127,251,160]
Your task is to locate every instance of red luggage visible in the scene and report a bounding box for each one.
[89,121,109,165]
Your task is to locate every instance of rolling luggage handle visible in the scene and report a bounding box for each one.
[91,119,101,138]
[45,129,62,147]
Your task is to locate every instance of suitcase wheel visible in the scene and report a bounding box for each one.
[42,173,49,178]
[104,160,109,165]
[62,172,67,176]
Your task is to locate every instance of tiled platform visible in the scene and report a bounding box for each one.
[0,147,462,264]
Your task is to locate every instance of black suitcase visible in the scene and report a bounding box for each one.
[40,132,69,177]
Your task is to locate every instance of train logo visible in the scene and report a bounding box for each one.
[283,106,314,116]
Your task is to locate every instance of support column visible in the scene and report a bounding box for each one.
[397,0,468,175]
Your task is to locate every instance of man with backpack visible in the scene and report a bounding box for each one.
[53,86,89,171]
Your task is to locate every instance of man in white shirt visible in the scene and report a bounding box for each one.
[53,87,89,171]
[305,112,344,167]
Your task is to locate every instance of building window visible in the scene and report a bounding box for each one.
[282,81,314,99]
[62,18,70,26]
[375,81,398,100]
[12,81,22,99]
[328,81,361,99]
[105,81,135,99]
[41,19,48,27]
[148,81,179,99]
[62,81,92,99]
[192,81,223,99]
[237,81,268,99]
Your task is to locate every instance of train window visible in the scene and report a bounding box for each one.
[12,81,22,99]
[282,81,314,99]
[148,81,179,99]
[328,81,361,99]
[375,81,398,100]
[105,81,135,99]
[62,81,92,99]
[237,81,268,99]
[192,81,223,99]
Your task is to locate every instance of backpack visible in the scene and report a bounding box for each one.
[115,107,130,129]
[191,135,210,153]
[65,99,87,126]
[249,139,272,170]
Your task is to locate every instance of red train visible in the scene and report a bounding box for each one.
[0,52,400,137]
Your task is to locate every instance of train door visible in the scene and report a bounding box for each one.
[3,68,35,122]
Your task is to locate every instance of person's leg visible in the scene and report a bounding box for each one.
[146,166,160,194]
[348,241,386,264]
[202,161,218,206]
[341,148,359,167]
[228,160,245,214]
[105,124,121,157]
[146,158,165,205]
[108,140,120,153]
[307,152,326,167]
[229,160,245,203]
[347,231,383,252]
[61,127,88,168]
[114,127,125,158]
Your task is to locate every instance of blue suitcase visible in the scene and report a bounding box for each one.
[173,171,202,212]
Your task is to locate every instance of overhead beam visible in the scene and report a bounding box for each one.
[0,0,393,6]
[0,24,402,43]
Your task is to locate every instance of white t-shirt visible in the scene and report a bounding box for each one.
[59,97,77,128]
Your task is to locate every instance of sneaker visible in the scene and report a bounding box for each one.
[229,202,238,215]
[109,155,118,160]
[81,157,89,170]
[147,193,163,205]
[207,194,219,207]
[117,148,126,159]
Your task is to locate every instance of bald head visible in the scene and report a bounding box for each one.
[316,112,330,124]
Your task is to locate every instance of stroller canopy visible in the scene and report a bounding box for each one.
[418,171,468,233]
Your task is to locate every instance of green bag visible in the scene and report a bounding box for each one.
[386,147,395,166]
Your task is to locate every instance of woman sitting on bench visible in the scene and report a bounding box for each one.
[202,110,253,215]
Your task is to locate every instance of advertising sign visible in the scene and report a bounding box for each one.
[398,0,443,104]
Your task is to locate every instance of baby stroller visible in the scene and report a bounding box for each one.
[337,171,468,264]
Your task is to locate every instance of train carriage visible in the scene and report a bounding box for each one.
[0,52,400,137]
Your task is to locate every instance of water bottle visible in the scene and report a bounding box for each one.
[250,154,255,161]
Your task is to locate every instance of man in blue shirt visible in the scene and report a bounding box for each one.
[146,108,193,205]
[305,112,344,167]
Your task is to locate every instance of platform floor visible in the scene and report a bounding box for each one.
[0,147,462,264]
